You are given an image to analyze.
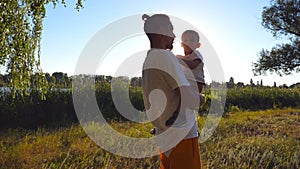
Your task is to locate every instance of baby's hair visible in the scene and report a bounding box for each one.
[182,30,200,42]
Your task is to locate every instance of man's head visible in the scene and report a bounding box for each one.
[181,30,201,54]
[142,14,175,50]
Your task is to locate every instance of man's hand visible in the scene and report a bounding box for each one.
[185,52,198,61]
[199,93,206,107]
[177,86,199,111]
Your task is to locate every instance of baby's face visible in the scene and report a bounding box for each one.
[181,33,199,52]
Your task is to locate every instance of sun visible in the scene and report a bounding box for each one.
[171,38,184,56]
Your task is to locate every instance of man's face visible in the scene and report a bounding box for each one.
[165,35,175,50]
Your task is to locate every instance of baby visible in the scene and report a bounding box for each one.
[177,30,205,95]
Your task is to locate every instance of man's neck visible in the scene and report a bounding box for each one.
[151,44,166,50]
[150,38,166,49]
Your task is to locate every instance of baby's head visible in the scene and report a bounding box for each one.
[181,30,201,54]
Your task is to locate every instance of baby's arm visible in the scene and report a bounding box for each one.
[183,59,201,69]
[177,53,197,61]
[177,55,201,69]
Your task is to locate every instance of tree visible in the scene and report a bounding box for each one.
[229,77,234,84]
[250,78,254,87]
[105,76,113,83]
[236,82,244,88]
[52,72,64,85]
[0,73,3,86]
[131,77,142,87]
[95,75,105,83]
[45,73,55,86]
[253,0,300,76]
[290,82,300,88]
[0,0,83,96]
[226,77,235,88]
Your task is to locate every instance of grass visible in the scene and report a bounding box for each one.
[0,108,299,169]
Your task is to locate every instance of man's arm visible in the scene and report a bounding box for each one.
[175,85,199,111]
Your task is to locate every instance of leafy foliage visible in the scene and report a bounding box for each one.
[253,39,300,76]
[253,0,300,76]
[0,0,84,96]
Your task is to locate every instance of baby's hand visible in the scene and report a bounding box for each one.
[185,52,198,61]
[176,55,190,61]
[176,55,187,60]
[176,55,189,60]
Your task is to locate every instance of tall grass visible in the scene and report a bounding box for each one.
[1,108,299,168]
[1,86,299,129]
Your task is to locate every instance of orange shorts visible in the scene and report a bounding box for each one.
[160,137,201,169]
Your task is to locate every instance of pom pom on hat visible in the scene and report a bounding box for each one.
[142,14,150,21]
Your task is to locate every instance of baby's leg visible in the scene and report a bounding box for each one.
[197,82,205,107]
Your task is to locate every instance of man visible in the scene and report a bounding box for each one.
[142,14,202,169]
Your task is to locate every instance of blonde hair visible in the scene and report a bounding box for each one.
[182,30,200,42]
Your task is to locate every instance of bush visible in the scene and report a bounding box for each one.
[225,87,300,111]
[0,85,299,129]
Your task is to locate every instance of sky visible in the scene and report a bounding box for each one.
[38,0,300,86]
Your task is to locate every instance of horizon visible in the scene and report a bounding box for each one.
[1,71,298,87]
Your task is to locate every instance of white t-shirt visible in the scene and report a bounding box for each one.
[142,49,198,139]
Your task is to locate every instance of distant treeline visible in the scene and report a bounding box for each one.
[0,72,141,88]
[1,72,300,89]
[0,75,299,129]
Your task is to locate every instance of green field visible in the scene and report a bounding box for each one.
[0,108,299,169]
